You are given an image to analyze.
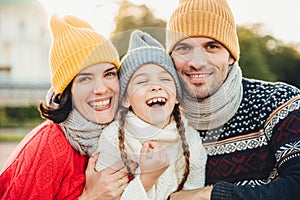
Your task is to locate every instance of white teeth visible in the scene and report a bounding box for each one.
[146,97,166,104]
[92,99,110,107]
[190,74,210,78]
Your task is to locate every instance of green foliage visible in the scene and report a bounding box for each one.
[237,24,300,88]
[237,25,277,81]
[0,105,43,128]
[0,134,25,142]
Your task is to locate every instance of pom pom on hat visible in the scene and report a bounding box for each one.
[49,14,120,96]
[119,30,182,104]
[166,0,240,61]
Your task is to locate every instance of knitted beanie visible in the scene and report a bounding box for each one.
[119,30,182,104]
[166,0,240,61]
[49,14,120,95]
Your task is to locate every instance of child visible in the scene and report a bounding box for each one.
[95,30,207,200]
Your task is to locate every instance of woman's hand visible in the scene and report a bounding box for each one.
[79,153,133,200]
[139,141,169,191]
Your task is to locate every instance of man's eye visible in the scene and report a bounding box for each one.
[174,45,190,53]
[207,44,217,49]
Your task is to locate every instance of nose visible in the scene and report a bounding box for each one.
[150,84,162,92]
[187,47,208,69]
[93,79,106,94]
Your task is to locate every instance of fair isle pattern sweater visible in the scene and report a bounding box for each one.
[0,121,87,200]
[198,79,300,200]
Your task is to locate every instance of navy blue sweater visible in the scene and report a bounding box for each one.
[198,78,300,200]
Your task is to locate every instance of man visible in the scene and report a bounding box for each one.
[166,0,300,199]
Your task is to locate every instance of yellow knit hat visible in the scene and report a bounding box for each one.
[166,0,240,61]
[49,14,120,95]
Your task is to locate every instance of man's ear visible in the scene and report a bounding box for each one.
[121,97,130,108]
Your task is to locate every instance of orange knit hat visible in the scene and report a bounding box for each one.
[166,0,240,61]
[49,14,120,95]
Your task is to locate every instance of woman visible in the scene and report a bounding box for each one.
[0,14,128,199]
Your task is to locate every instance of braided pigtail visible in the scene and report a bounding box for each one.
[117,106,133,176]
[173,103,190,190]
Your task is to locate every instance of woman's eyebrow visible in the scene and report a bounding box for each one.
[104,66,117,73]
[76,72,92,77]
[76,66,117,77]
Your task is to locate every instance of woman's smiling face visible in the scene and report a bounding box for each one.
[72,63,119,124]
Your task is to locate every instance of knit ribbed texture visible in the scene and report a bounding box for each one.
[0,121,87,199]
[166,0,240,61]
[59,108,105,156]
[182,63,243,130]
[119,30,182,104]
[211,182,234,199]
[49,14,120,95]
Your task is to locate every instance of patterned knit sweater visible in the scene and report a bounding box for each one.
[0,121,88,200]
[198,78,300,200]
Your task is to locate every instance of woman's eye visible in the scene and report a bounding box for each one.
[105,71,117,77]
[78,77,91,82]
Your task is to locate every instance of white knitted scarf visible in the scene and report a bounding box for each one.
[60,108,105,156]
[124,111,183,164]
[182,63,243,130]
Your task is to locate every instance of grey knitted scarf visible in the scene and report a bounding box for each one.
[60,108,105,156]
[182,63,243,130]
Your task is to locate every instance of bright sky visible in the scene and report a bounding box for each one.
[39,0,300,44]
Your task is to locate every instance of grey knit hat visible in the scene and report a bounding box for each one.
[119,30,182,105]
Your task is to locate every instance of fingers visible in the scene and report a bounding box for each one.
[141,141,159,158]
[118,175,129,187]
[86,153,99,175]
[144,141,159,150]
[102,161,126,175]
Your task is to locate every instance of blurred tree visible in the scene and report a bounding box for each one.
[237,24,277,82]
[262,36,300,87]
[110,0,166,58]
[237,23,300,88]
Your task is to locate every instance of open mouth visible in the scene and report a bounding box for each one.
[146,97,167,107]
[90,98,111,109]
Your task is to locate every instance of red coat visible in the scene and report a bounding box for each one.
[0,121,88,200]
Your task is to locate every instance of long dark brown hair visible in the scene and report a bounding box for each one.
[118,103,190,190]
[39,82,73,124]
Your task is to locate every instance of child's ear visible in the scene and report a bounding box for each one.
[121,97,130,108]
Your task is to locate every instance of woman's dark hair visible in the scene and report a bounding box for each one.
[39,82,73,124]
[118,103,190,190]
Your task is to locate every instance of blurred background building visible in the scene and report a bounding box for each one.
[0,0,50,106]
